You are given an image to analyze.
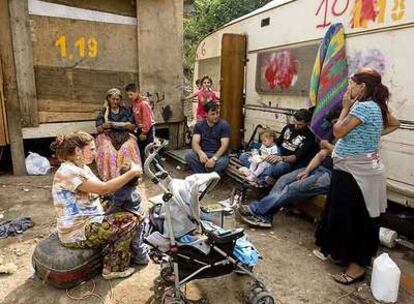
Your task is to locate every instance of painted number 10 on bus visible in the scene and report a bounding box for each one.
[315,0,406,29]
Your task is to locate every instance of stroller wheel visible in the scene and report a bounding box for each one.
[249,291,275,304]
[160,264,175,283]
[245,282,267,303]
[161,290,185,304]
[162,298,185,304]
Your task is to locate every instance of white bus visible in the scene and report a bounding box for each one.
[193,0,414,208]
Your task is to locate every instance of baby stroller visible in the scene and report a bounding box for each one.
[143,140,275,304]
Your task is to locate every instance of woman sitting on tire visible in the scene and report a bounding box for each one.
[51,131,142,280]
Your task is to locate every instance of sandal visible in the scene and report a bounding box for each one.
[102,267,135,280]
[312,249,328,261]
[333,272,365,285]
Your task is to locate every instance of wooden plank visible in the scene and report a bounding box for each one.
[30,16,138,72]
[0,0,26,174]
[22,121,96,139]
[9,0,39,127]
[220,34,246,151]
[34,67,138,107]
[38,99,102,113]
[38,111,98,123]
[0,60,8,145]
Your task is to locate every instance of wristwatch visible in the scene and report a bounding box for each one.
[212,156,218,162]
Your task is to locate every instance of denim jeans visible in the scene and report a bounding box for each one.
[131,222,148,263]
[258,161,291,182]
[239,152,252,167]
[249,166,331,219]
[239,152,291,182]
[185,150,229,174]
[137,126,155,162]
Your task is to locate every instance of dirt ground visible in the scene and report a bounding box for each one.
[1,165,414,304]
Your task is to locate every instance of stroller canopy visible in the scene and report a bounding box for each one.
[164,172,221,238]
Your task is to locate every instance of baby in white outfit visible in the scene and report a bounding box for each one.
[239,130,281,182]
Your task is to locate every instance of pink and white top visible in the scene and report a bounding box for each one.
[196,89,219,121]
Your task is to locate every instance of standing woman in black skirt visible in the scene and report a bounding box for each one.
[315,67,400,284]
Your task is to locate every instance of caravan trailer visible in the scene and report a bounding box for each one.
[194,0,414,208]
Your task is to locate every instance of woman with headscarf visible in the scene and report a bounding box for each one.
[315,67,400,284]
[95,88,141,181]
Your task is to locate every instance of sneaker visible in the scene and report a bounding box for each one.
[239,214,272,228]
[102,267,135,280]
[237,205,255,217]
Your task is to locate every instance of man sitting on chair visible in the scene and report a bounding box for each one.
[185,101,230,174]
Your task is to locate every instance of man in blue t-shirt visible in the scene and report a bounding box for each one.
[185,101,231,174]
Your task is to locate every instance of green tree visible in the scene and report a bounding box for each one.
[184,0,272,79]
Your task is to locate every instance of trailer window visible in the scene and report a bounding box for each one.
[261,17,270,27]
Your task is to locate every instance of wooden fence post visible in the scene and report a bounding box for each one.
[0,0,27,175]
[9,0,39,127]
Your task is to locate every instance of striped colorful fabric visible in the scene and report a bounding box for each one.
[309,23,348,140]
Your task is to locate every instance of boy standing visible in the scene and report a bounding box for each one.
[125,83,155,160]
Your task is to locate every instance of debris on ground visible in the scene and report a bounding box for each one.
[0,217,35,239]
[0,263,18,275]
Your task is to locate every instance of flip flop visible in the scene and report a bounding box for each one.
[333,272,365,285]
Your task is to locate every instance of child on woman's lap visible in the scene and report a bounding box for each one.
[108,165,149,265]
[239,130,281,183]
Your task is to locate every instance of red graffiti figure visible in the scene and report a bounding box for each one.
[350,0,379,28]
[264,50,299,90]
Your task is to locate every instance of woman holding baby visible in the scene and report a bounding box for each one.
[50,130,143,280]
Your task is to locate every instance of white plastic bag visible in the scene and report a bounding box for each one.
[25,152,51,175]
[371,253,401,303]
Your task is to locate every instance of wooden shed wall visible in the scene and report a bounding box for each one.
[0,63,8,145]
[28,0,138,124]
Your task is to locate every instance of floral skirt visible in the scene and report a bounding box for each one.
[95,133,141,181]
[63,212,139,273]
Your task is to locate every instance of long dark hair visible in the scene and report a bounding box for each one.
[351,68,389,125]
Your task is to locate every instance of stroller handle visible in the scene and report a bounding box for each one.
[143,139,170,183]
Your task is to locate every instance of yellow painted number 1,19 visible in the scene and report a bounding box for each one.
[55,35,67,57]
[55,35,98,59]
